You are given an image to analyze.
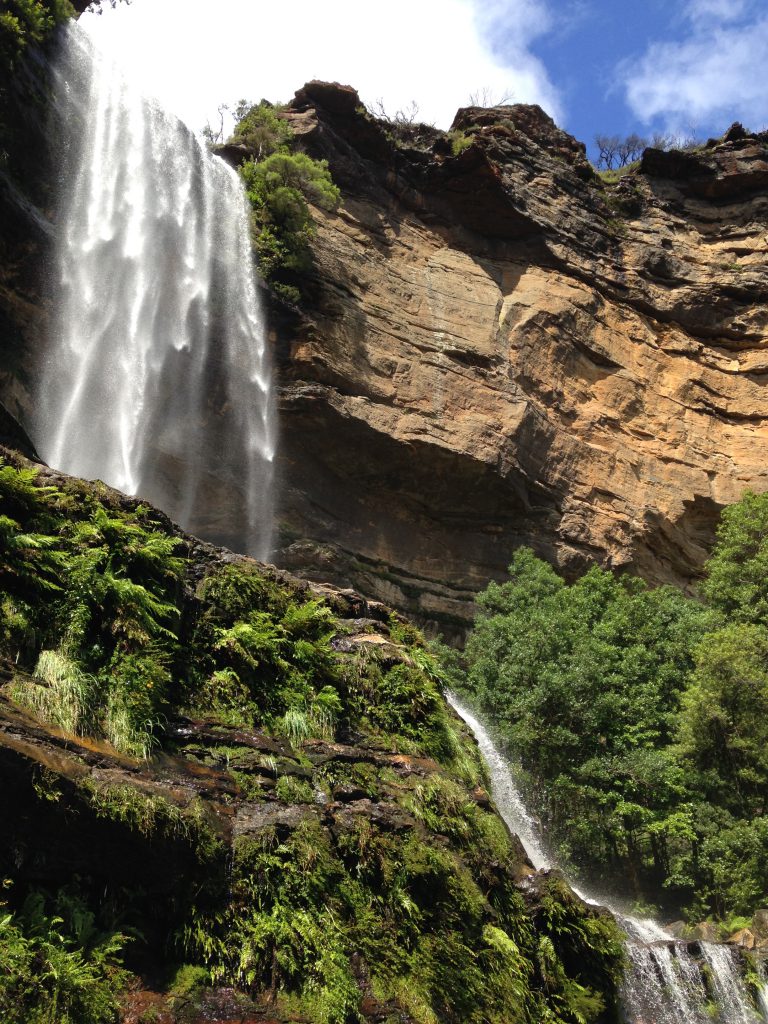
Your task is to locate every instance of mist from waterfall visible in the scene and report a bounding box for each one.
[37,25,275,560]
[447,693,767,1024]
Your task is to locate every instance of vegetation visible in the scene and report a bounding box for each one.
[0,0,73,73]
[454,490,768,923]
[0,887,127,1024]
[448,128,475,156]
[0,453,625,1023]
[1,463,184,758]
[229,101,341,303]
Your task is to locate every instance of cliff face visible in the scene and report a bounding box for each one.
[271,83,768,630]
[0,24,60,433]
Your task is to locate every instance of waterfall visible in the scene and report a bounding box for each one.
[447,692,766,1023]
[37,25,275,559]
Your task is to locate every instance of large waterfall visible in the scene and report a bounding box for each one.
[447,693,768,1024]
[37,26,275,559]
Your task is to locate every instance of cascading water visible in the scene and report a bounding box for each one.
[36,25,275,559]
[447,692,767,1023]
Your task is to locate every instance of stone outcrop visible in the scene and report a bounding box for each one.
[267,83,768,631]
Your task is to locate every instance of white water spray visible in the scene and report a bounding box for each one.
[37,26,275,558]
[447,692,766,1023]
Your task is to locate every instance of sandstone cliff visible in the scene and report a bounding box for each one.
[267,83,768,631]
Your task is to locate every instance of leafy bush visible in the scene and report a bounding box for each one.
[231,102,340,300]
[232,101,293,159]
[700,490,768,622]
[0,465,183,757]
[240,151,340,284]
[0,889,127,1024]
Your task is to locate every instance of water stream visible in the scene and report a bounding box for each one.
[36,25,275,559]
[447,692,766,1023]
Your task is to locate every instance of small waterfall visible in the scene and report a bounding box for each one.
[701,944,763,1024]
[758,961,768,1019]
[621,942,709,1024]
[447,692,765,1023]
[37,25,275,559]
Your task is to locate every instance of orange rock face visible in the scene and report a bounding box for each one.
[269,84,768,631]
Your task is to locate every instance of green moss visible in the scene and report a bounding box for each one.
[81,781,223,864]
[274,775,315,804]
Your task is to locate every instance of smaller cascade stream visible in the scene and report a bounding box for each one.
[37,26,276,559]
[447,693,767,1024]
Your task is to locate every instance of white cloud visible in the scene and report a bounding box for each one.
[80,0,562,134]
[622,2,768,132]
[685,0,749,24]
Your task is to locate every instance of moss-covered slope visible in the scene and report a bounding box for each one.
[0,446,624,1023]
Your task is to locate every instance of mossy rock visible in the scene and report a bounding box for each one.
[0,448,624,1022]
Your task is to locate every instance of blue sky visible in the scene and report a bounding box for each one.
[83,0,768,158]
[516,0,768,148]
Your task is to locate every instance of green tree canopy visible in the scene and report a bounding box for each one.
[701,490,768,623]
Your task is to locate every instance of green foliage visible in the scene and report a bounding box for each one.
[458,491,768,922]
[0,889,127,1024]
[240,151,340,283]
[232,101,293,159]
[232,102,341,300]
[180,814,622,1024]
[0,464,183,757]
[82,781,223,863]
[0,0,73,72]
[448,129,474,156]
[680,624,768,812]
[274,774,315,804]
[701,490,768,623]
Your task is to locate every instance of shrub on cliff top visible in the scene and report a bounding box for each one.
[240,151,340,284]
[231,102,341,302]
[232,101,293,160]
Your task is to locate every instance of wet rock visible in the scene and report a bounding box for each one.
[728,927,757,949]
[753,909,768,937]
[666,920,689,938]
[332,782,371,802]
[689,921,720,942]
[0,402,41,461]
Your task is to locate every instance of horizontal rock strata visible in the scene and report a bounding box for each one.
[265,84,768,630]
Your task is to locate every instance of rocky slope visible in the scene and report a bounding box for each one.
[264,83,768,632]
[0,445,624,1023]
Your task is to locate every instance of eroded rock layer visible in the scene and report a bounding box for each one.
[269,83,768,630]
